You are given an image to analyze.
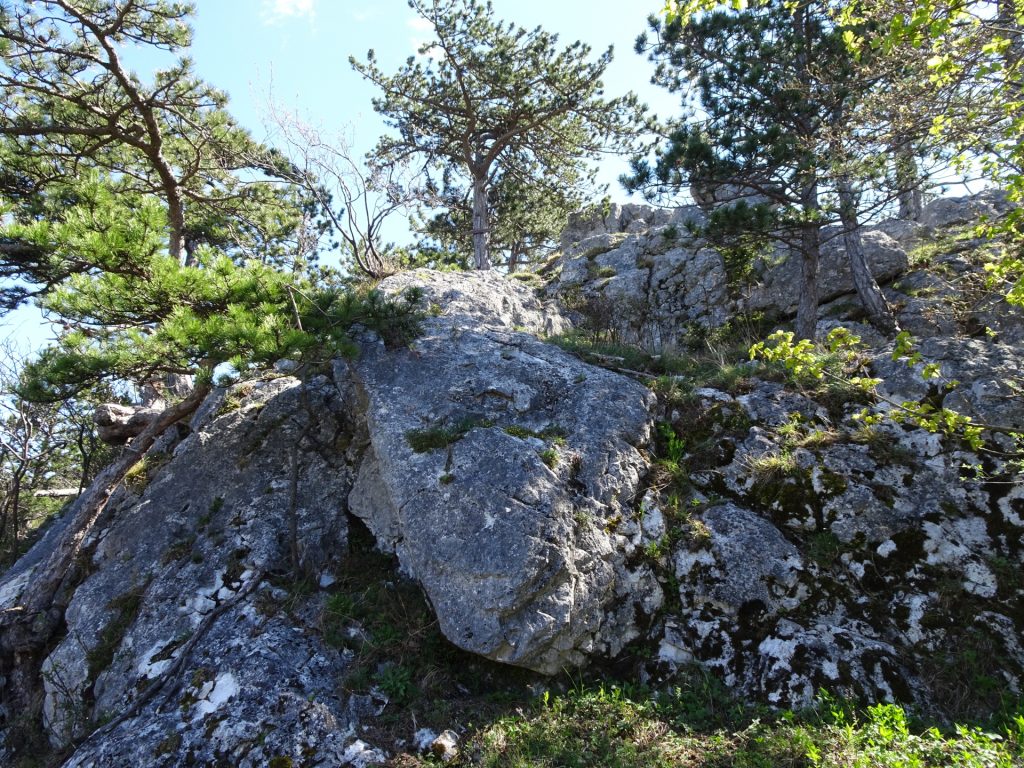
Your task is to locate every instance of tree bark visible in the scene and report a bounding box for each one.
[794,178,821,341]
[0,383,211,723]
[471,174,492,270]
[895,147,923,221]
[837,176,900,334]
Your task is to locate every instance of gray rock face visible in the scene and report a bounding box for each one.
[17,376,361,762]
[346,270,660,673]
[0,269,667,764]
[654,371,1023,712]
[871,337,1024,431]
[3,192,1023,763]
[749,229,908,315]
[552,204,908,348]
[918,189,1011,229]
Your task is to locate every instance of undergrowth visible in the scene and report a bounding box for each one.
[397,680,1024,767]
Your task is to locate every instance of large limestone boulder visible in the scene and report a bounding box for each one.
[345,270,661,673]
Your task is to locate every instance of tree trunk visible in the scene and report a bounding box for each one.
[168,191,187,266]
[471,174,491,270]
[837,176,899,334]
[0,383,211,723]
[895,147,923,221]
[794,178,821,341]
[791,5,820,342]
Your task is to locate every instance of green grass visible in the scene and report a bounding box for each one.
[406,417,494,452]
[317,521,543,739]
[906,226,980,267]
[439,685,1024,768]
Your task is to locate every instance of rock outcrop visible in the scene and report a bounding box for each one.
[0,270,662,764]
[1,191,1022,764]
[552,199,983,348]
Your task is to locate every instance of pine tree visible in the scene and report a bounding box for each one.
[417,149,593,271]
[0,0,299,268]
[630,1,909,338]
[351,0,645,270]
[0,2,425,723]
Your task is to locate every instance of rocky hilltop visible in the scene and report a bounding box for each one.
[0,193,1021,765]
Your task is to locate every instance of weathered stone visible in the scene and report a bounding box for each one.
[346,270,659,674]
[871,337,1024,430]
[553,204,908,348]
[17,376,357,758]
[918,189,1010,229]
[674,503,806,619]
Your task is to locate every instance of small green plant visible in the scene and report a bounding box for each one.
[743,449,799,482]
[806,531,843,568]
[538,448,559,468]
[504,424,567,444]
[122,452,171,495]
[161,536,196,565]
[405,416,493,452]
[657,422,686,466]
[509,271,544,287]
[375,663,415,705]
[154,732,182,758]
[86,584,147,680]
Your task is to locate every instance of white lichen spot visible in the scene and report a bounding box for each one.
[821,660,839,680]
[962,561,998,598]
[902,594,930,644]
[674,548,714,579]
[876,539,897,558]
[999,485,1024,528]
[192,671,238,720]
[137,642,176,679]
[342,739,387,768]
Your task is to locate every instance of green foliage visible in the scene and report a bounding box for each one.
[749,327,995,450]
[657,422,687,467]
[0,0,302,271]
[749,328,876,388]
[351,0,645,269]
[405,416,492,453]
[635,0,925,338]
[6,178,422,403]
[459,683,1024,768]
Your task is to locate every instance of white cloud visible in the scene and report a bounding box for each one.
[407,15,441,59]
[261,0,316,26]
[407,16,433,32]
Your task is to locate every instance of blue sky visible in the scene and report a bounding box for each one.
[1,1,677,350]
[189,0,679,190]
